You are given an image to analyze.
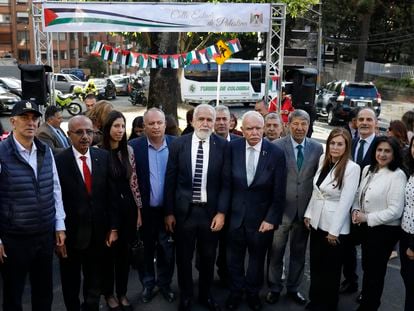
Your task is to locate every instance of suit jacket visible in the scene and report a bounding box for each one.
[305,158,360,236]
[55,147,118,250]
[37,123,70,155]
[352,136,377,170]
[129,135,175,210]
[274,136,323,224]
[164,133,230,223]
[228,138,287,231]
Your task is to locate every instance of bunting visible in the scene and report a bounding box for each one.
[89,38,242,69]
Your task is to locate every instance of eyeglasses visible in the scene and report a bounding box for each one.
[69,129,94,137]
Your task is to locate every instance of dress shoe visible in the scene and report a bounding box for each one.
[246,294,262,311]
[356,293,363,304]
[160,286,176,303]
[118,296,132,311]
[141,287,155,303]
[179,298,192,311]
[265,291,280,304]
[225,293,242,310]
[199,297,221,311]
[287,292,307,305]
[106,295,121,311]
[339,280,358,294]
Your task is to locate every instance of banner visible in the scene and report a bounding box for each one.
[42,2,270,33]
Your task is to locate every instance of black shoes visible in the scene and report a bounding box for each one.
[179,298,192,311]
[339,280,358,294]
[356,293,363,304]
[265,291,280,304]
[199,297,221,311]
[286,292,307,305]
[160,286,176,303]
[225,293,241,310]
[246,294,262,311]
[141,287,155,303]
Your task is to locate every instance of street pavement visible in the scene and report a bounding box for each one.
[0,97,411,310]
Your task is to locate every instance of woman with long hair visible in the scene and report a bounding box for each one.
[100,110,142,310]
[387,120,409,149]
[85,100,113,146]
[352,136,406,311]
[401,136,414,311]
[402,110,414,142]
[304,128,360,311]
[128,116,144,141]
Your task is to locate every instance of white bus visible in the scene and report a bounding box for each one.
[181,59,278,106]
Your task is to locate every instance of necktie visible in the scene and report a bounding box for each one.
[57,129,69,148]
[354,130,358,139]
[192,140,204,202]
[356,139,366,164]
[247,147,256,186]
[80,156,92,195]
[296,145,304,170]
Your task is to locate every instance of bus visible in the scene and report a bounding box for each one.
[181,59,278,106]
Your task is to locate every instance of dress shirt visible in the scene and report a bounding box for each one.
[290,136,306,160]
[402,175,414,234]
[226,133,231,142]
[0,135,66,231]
[147,138,169,207]
[48,124,69,148]
[354,133,375,161]
[245,139,262,176]
[72,146,92,181]
[191,134,210,203]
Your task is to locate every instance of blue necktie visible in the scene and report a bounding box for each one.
[296,145,304,170]
[56,129,69,148]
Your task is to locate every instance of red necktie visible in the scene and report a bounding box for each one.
[80,156,92,195]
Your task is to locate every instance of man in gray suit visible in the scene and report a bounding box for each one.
[266,109,323,305]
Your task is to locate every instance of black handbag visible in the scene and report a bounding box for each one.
[129,229,145,270]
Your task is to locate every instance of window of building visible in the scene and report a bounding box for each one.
[17,31,29,46]
[0,33,11,44]
[18,49,30,62]
[0,14,11,23]
[16,12,29,24]
[16,0,28,3]
[0,0,10,5]
[52,33,66,40]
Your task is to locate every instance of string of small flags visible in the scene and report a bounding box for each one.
[90,39,242,68]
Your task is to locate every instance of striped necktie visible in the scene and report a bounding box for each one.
[192,140,204,202]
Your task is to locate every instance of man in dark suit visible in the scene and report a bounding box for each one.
[37,105,71,155]
[225,111,287,311]
[341,107,378,298]
[164,104,230,311]
[55,115,118,311]
[266,109,323,306]
[343,108,360,140]
[129,108,176,303]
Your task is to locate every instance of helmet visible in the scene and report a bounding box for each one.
[73,86,83,94]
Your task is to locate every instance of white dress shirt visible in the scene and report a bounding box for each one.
[191,134,210,203]
[72,146,92,182]
[354,133,375,160]
[245,139,262,178]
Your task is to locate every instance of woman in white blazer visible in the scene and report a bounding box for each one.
[304,128,360,311]
[352,136,407,311]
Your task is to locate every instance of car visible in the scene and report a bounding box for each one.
[61,68,86,81]
[112,75,133,95]
[93,78,117,100]
[315,80,381,125]
[0,85,21,115]
[0,77,22,97]
[53,73,86,94]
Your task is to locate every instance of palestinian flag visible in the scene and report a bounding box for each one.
[185,51,199,65]
[198,49,209,64]
[206,44,220,59]
[91,41,103,56]
[120,50,130,66]
[228,38,242,54]
[138,54,148,68]
[101,45,112,61]
[111,48,120,63]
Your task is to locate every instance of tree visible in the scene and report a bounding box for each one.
[82,55,106,78]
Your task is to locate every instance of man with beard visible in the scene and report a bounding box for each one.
[165,104,230,311]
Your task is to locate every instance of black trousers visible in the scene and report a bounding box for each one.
[175,206,219,300]
[216,222,229,281]
[59,242,105,311]
[359,224,400,311]
[309,228,345,311]
[102,238,130,298]
[227,225,273,295]
[1,231,54,311]
[139,207,175,289]
[399,231,414,311]
[341,224,359,285]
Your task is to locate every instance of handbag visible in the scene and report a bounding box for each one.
[129,229,145,270]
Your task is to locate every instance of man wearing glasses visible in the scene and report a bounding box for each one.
[55,115,119,311]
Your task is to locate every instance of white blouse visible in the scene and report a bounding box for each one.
[402,175,414,234]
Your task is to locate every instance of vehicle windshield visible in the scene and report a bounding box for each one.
[68,74,81,81]
[93,79,106,87]
[345,85,377,97]
[0,86,7,93]
[1,78,21,88]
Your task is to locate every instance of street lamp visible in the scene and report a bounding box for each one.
[24,25,28,64]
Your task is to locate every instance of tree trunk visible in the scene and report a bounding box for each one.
[147,31,180,120]
[355,13,371,82]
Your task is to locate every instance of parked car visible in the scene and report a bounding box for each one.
[0,77,22,97]
[53,73,86,94]
[0,85,21,115]
[112,75,132,95]
[61,68,86,81]
[315,80,381,125]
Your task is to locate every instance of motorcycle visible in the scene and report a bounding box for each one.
[129,87,147,106]
[54,90,83,116]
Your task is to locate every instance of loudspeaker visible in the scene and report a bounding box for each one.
[288,68,318,110]
[18,64,50,106]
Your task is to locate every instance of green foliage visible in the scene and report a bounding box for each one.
[375,77,414,89]
[82,55,106,78]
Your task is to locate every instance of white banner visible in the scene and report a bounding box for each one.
[42,2,271,33]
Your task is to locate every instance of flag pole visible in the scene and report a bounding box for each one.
[216,64,221,107]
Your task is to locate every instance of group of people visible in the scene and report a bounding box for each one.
[0,95,413,311]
